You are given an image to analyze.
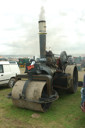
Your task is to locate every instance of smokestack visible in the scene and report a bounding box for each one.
[39,7,46,58]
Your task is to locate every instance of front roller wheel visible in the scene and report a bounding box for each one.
[11,80,58,112]
[11,80,51,112]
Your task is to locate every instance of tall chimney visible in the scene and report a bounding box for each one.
[38,20,46,58]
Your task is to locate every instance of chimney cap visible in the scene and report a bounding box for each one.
[39,20,46,23]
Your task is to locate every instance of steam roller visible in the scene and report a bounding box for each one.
[9,20,78,112]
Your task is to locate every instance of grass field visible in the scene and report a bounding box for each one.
[0,69,85,128]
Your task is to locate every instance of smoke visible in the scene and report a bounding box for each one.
[39,6,45,20]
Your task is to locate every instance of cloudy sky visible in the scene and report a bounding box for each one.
[0,0,85,56]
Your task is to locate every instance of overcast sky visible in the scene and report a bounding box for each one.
[0,0,85,56]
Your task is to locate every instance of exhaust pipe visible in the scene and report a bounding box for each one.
[39,20,46,58]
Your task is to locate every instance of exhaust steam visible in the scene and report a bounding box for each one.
[39,6,45,20]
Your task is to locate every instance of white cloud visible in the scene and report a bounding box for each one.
[0,0,85,56]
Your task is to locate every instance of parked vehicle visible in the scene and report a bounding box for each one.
[0,61,20,87]
[18,58,29,68]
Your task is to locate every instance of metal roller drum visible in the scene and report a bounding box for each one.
[12,80,51,112]
[65,65,78,93]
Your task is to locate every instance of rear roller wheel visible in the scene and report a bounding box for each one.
[68,67,78,93]
[65,65,78,93]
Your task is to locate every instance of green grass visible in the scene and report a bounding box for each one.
[0,86,85,128]
[0,70,84,128]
